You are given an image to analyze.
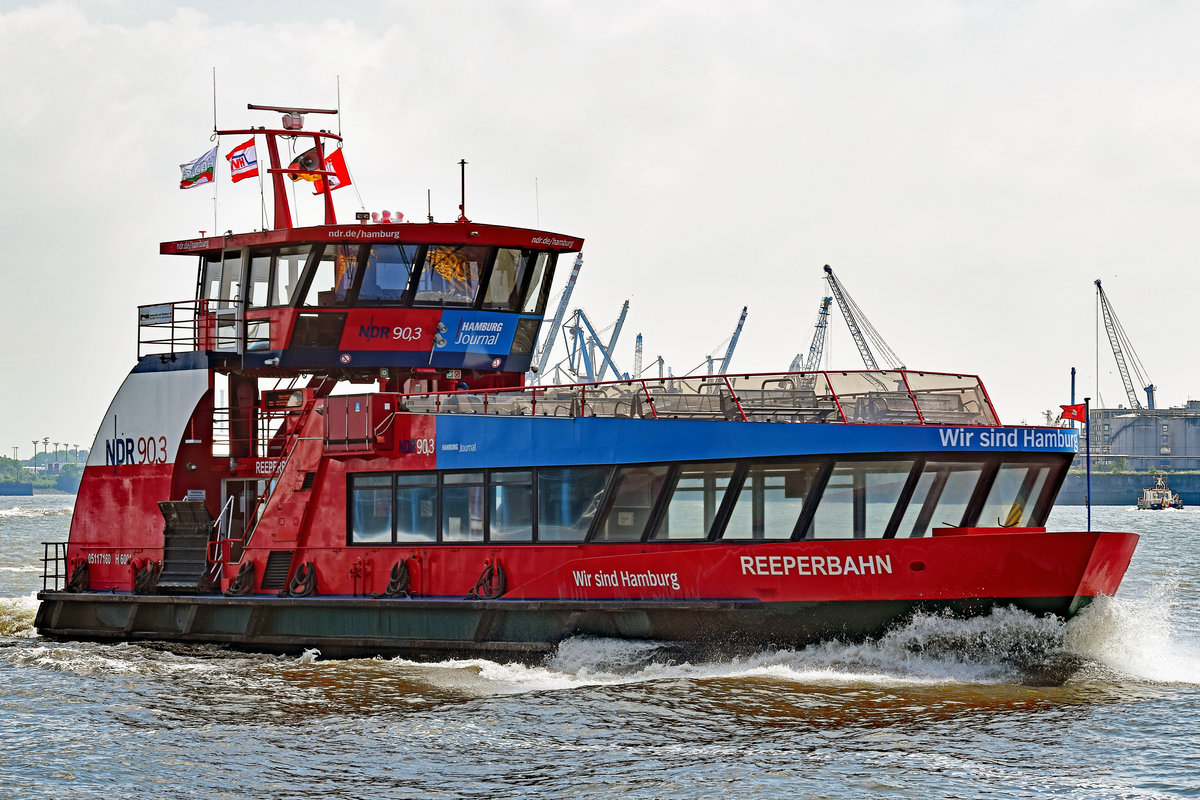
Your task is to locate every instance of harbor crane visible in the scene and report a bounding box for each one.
[531,253,583,381]
[563,308,625,383]
[595,300,629,381]
[790,296,833,372]
[688,306,749,375]
[1095,279,1156,409]
[823,265,904,370]
[717,306,748,374]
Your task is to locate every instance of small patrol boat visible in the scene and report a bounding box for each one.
[1137,475,1183,510]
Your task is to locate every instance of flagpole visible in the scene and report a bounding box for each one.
[212,68,218,235]
[1084,396,1092,532]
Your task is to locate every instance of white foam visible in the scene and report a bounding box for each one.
[1065,584,1200,685]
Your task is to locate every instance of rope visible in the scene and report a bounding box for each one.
[133,560,162,594]
[371,560,411,599]
[466,562,506,600]
[284,561,317,598]
[66,561,89,593]
[223,560,256,597]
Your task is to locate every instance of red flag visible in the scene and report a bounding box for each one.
[1059,403,1086,422]
[313,148,351,194]
[225,138,258,183]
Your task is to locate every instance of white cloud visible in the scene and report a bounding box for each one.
[2,0,1199,453]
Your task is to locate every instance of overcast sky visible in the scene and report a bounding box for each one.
[3,0,1198,457]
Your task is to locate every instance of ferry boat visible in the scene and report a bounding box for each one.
[1137,475,1183,510]
[35,105,1139,659]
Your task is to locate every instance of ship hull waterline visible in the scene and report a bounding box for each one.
[36,528,1138,660]
[34,591,1104,660]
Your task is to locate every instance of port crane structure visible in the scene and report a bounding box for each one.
[822,265,904,371]
[790,296,833,372]
[1095,279,1156,409]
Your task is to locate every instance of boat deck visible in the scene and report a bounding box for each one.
[397,370,1000,426]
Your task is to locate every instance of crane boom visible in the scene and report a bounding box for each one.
[823,265,904,370]
[803,296,833,371]
[1095,279,1155,409]
[533,253,583,379]
[595,300,629,380]
[718,306,748,373]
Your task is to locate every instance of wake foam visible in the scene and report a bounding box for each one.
[0,505,73,519]
[0,593,39,637]
[1065,581,1200,685]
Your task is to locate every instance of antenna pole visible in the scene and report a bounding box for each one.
[427,189,433,223]
[458,159,468,222]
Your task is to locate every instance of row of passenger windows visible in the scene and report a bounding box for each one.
[201,243,555,313]
[347,457,1061,545]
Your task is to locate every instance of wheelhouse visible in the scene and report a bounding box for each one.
[149,224,581,379]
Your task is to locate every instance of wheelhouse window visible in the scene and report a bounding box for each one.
[275,245,310,306]
[651,462,737,540]
[200,251,244,309]
[723,463,821,540]
[414,245,488,306]
[359,244,420,304]
[247,254,272,308]
[806,460,912,539]
[482,248,528,310]
[521,253,553,314]
[299,245,358,307]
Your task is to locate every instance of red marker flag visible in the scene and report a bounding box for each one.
[313,147,352,194]
[1059,403,1086,422]
[225,138,258,183]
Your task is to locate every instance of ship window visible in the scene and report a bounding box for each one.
[489,470,534,542]
[218,251,243,309]
[360,244,420,304]
[538,466,610,542]
[248,254,272,308]
[275,246,309,306]
[201,255,223,303]
[977,463,1050,528]
[894,461,983,537]
[593,465,670,542]
[349,473,393,544]
[443,471,485,542]
[414,244,488,306]
[806,460,912,539]
[723,463,820,541]
[483,249,527,310]
[521,253,553,314]
[299,245,358,307]
[395,473,437,542]
[651,462,737,540]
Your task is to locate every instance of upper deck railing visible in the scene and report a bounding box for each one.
[393,370,1000,426]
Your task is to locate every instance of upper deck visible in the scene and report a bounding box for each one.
[390,369,1002,426]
